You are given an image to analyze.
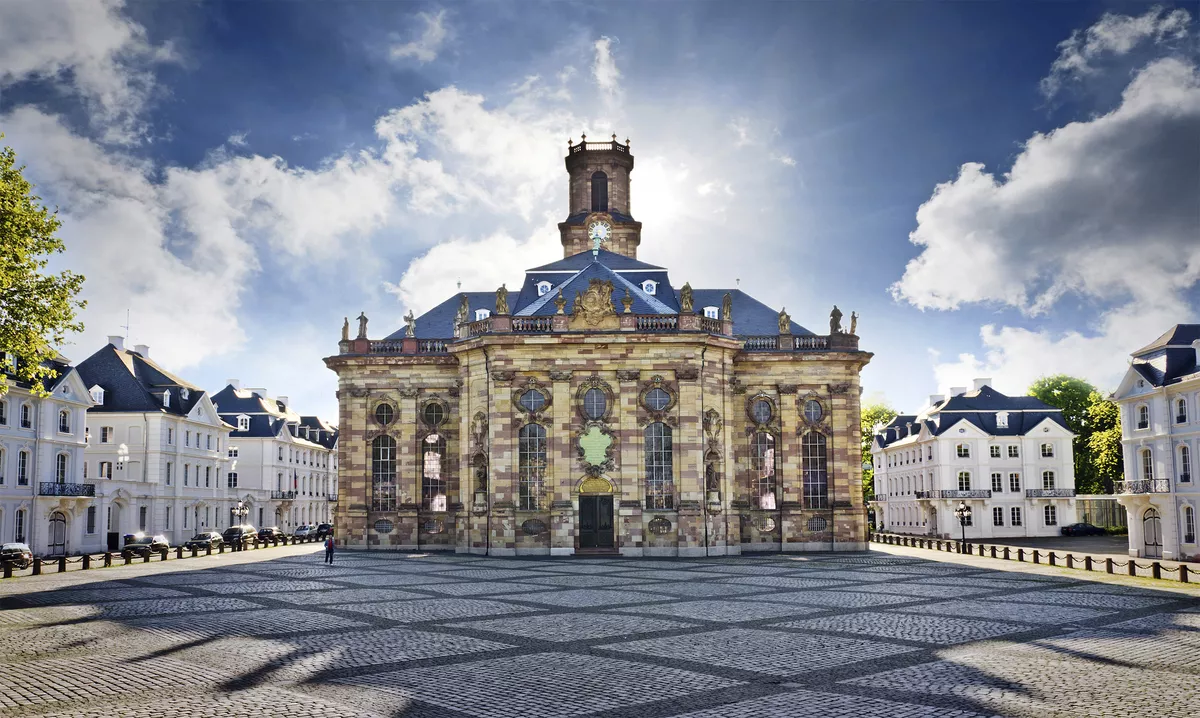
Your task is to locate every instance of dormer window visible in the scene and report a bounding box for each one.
[536,281,552,297]
[996,411,1008,429]
[703,306,719,319]
[181,387,190,400]
[89,385,104,405]
[162,390,170,407]
[475,309,491,321]
[237,415,250,432]
[641,280,657,295]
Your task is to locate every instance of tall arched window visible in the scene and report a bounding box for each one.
[1176,398,1188,424]
[518,424,547,510]
[55,453,68,483]
[751,431,777,510]
[371,435,397,512]
[1042,470,1055,490]
[58,410,70,433]
[1180,445,1192,482]
[590,171,608,212]
[1137,405,1149,429]
[1185,506,1196,544]
[421,434,447,511]
[644,422,674,509]
[801,431,828,509]
[1141,448,1154,482]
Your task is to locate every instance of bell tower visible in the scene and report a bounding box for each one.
[559,134,642,259]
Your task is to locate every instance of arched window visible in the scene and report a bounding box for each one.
[20,403,32,428]
[751,432,777,509]
[644,422,674,509]
[17,451,29,485]
[371,435,397,512]
[590,171,608,212]
[582,388,607,421]
[421,434,447,511]
[1141,448,1154,481]
[1137,405,1149,430]
[1176,398,1188,424]
[58,410,70,433]
[1180,445,1192,482]
[1042,470,1055,490]
[55,453,68,482]
[1185,506,1196,544]
[518,424,547,510]
[801,431,828,509]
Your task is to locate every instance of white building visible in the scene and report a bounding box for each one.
[76,338,233,549]
[871,379,1077,539]
[0,352,96,555]
[211,382,337,533]
[1112,325,1200,561]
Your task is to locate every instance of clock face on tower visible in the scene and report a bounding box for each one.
[588,220,612,243]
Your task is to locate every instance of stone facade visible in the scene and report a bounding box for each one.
[325,138,872,556]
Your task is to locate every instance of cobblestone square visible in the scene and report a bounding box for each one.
[0,543,1197,717]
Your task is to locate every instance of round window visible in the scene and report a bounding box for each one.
[373,519,394,534]
[518,389,546,412]
[374,404,395,425]
[583,388,607,420]
[645,387,671,411]
[423,402,445,427]
[803,399,823,423]
[751,399,773,424]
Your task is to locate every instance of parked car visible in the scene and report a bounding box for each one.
[293,525,314,539]
[258,526,284,542]
[221,525,258,548]
[184,532,223,550]
[315,523,333,539]
[124,533,169,557]
[0,542,33,569]
[1060,522,1106,537]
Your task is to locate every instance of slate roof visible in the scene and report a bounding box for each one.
[690,290,812,336]
[76,344,206,416]
[516,260,675,317]
[1128,324,1200,387]
[210,384,333,448]
[563,210,636,226]
[300,416,339,449]
[528,249,664,272]
[2,353,76,394]
[1132,324,1200,356]
[874,385,1070,449]
[389,292,495,340]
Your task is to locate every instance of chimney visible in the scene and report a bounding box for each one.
[972,377,992,391]
[928,394,945,407]
[278,395,289,409]
[107,335,124,351]
[227,379,241,390]
[133,344,149,358]
[950,386,968,397]
[246,387,268,398]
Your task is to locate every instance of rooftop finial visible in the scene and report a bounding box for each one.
[580,132,587,142]
[611,133,616,141]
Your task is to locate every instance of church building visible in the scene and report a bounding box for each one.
[325,136,871,556]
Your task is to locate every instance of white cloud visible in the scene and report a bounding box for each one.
[729,117,752,146]
[772,153,797,167]
[592,36,621,99]
[0,0,176,144]
[390,9,450,64]
[1042,6,1191,98]
[227,132,248,147]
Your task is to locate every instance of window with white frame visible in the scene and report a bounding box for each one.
[1137,404,1149,430]
[703,306,719,319]
[536,281,552,296]
[185,430,191,447]
[1042,470,1055,490]
[1006,445,1017,458]
[100,426,112,443]
[0,399,6,425]
[990,446,1001,458]
[1044,505,1057,526]
[237,415,250,431]
[55,453,68,482]
[1009,472,1021,492]
[0,447,6,484]
[14,509,25,542]
[1011,506,1023,526]
[58,410,70,434]
[82,461,87,479]
[996,411,1008,428]
[90,385,104,404]
[474,309,491,321]
[228,446,239,459]
[20,403,32,428]
[1185,506,1196,544]
[957,471,971,491]
[993,507,1004,526]
[1141,449,1154,481]
[927,446,933,460]
[1177,398,1188,424]
[1041,442,1054,458]
[956,443,970,458]
[227,471,238,489]
[162,390,170,407]
[205,466,211,487]
[17,451,29,485]
[165,462,172,485]
[641,280,657,295]
[99,461,112,479]
[86,506,96,534]
[991,472,1003,492]
[1181,445,1192,482]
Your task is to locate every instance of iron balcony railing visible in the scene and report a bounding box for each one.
[39,482,95,497]
[1026,488,1076,498]
[271,490,297,500]
[915,490,992,499]
[1116,479,1171,494]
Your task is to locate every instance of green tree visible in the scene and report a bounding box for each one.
[1027,375,1118,494]
[861,401,898,501]
[0,140,85,396]
[1085,391,1123,493]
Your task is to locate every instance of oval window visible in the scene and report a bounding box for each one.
[645,387,671,411]
[519,389,547,412]
[423,403,445,427]
[374,404,395,426]
[751,399,772,424]
[583,388,607,420]
[373,519,394,534]
[804,399,823,423]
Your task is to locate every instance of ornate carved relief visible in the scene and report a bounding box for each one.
[637,375,678,427]
[776,384,798,395]
[419,395,451,431]
[745,393,782,436]
[549,370,573,382]
[348,387,369,398]
[675,367,699,381]
[575,375,615,423]
[579,476,614,494]
[568,279,619,330]
[829,382,853,395]
[577,423,616,477]
[616,369,641,382]
[511,375,553,424]
[491,370,515,382]
[798,392,832,435]
[469,412,489,454]
[397,386,420,399]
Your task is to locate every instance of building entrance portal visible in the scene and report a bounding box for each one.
[1143,508,1163,559]
[579,495,614,550]
[48,512,67,556]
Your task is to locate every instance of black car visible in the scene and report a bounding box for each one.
[124,534,169,556]
[1060,522,1106,536]
[0,542,33,569]
[315,523,333,539]
[184,532,223,550]
[258,526,284,542]
[221,525,259,548]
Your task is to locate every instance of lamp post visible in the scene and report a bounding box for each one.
[953,500,972,553]
[116,443,129,472]
[231,501,249,550]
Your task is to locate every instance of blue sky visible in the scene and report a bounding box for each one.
[2,1,1197,421]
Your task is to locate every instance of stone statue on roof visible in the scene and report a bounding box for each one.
[341,317,349,342]
[456,294,470,325]
[722,293,732,321]
[850,311,858,335]
[830,305,842,334]
[680,282,693,313]
[404,310,416,338]
[495,284,509,316]
[356,312,368,340]
[778,307,791,334]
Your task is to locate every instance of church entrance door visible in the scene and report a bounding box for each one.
[579,495,614,549]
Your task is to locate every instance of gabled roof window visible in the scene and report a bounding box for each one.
[996,411,1009,429]
[162,390,171,407]
[237,415,250,432]
[475,309,491,321]
[641,280,657,295]
[89,385,105,405]
[703,306,718,319]
[181,387,190,400]
[536,281,552,296]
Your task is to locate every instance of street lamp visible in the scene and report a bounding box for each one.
[953,501,972,553]
[116,443,129,471]
[231,501,249,549]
